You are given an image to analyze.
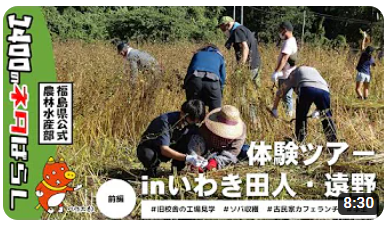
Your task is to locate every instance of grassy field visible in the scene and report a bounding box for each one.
[43,40,384,220]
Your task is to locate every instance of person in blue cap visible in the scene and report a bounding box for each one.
[117,41,161,84]
[217,16,261,87]
[184,44,226,111]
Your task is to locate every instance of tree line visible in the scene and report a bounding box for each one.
[42,6,383,48]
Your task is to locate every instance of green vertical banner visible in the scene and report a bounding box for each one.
[3,6,57,219]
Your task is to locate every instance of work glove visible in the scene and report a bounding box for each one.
[311,110,320,119]
[206,159,218,171]
[186,154,207,167]
[271,71,283,83]
[359,29,368,38]
[200,159,209,169]
[271,108,279,118]
[74,184,83,191]
[36,190,43,197]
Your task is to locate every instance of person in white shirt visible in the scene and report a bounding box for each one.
[271,21,298,117]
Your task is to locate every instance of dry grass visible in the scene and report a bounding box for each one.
[43,40,384,220]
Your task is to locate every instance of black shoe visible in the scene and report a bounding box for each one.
[145,168,157,178]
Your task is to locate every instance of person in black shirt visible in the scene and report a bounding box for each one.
[137,100,207,177]
[217,16,261,87]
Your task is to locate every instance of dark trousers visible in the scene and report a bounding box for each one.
[137,132,194,172]
[185,77,222,111]
[296,87,338,142]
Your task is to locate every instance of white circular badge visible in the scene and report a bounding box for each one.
[96,179,136,219]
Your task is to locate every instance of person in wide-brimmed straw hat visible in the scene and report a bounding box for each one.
[187,105,247,172]
[204,105,244,140]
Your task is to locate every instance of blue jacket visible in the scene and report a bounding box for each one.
[186,47,226,88]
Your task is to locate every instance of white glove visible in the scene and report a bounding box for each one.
[186,154,204,167]
[36,190,43,197]
[74,184,83,191]
[311,110,320,119]
[271,108,279,118]
[359,29,367,38]
[200,159,209,169]
[271,71,283,82]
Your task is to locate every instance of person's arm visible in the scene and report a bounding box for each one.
[187,55,195,75]
[275,39,295,72]
[360,30,368,51]
[160,145,186,161]
[239,41,250,65]
[223,132,245,156]
[371,57,376,67]
[129,59,139,80]
[155,117,184,161]
[210,130,245,169]
[275,53,290,72]
[220,58,227,86]
[272,77,294,112]
[272,92,282,111]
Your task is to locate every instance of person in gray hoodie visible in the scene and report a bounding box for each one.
[117,41,162,84]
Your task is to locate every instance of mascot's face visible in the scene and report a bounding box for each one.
[42,157,75,187]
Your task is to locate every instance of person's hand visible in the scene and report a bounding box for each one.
[271,108,279,118]
[271,71,283,82]
[200,159,209,169]
[311,110,320,119]
[36,190,43,197]
[74,184,83,191]
[186,154,205,167]
[206,159,218,171]
[234,66,243,74]
[190,159,209,173]
[359,29,368,38]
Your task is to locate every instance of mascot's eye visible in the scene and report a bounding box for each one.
[46,175,50,179]
[60,167,64,171]
[52,171,56,175]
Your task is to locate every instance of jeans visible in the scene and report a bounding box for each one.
[278,78,293,113]
[296,87,337,142]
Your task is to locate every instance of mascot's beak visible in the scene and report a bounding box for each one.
[65,171,76,180]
